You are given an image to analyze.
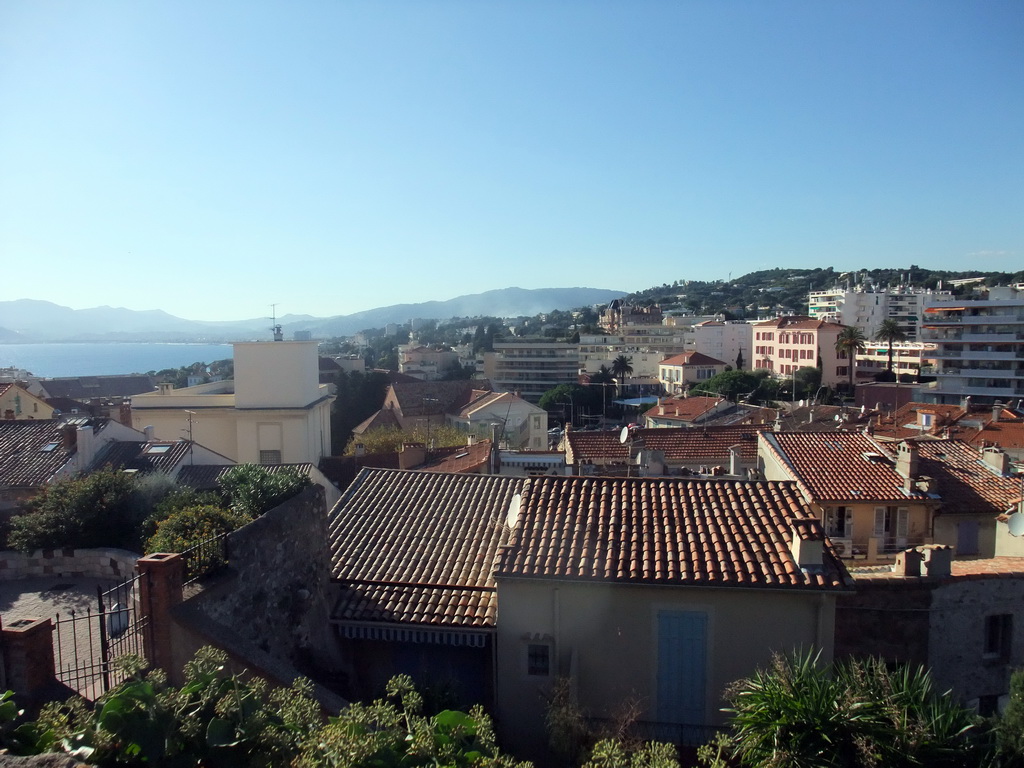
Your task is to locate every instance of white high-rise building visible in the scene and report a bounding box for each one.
[808,286,954,341]
[919,286,1024,405]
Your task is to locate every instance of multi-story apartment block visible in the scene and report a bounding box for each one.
[483,340,579,403]
[919,286,1024,405]
[577,327,690,378]
[808,286,954,341]
[691,320,752,370]
[397,345,460,381]
[856,342,937,381]
[752,317,847,387]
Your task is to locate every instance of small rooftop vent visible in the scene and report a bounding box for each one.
[506,494,522,529]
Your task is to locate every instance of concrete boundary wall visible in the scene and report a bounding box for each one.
[0,548,139,581]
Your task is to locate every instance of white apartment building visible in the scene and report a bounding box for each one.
[691,320,752,370]
[483,340,579,403]
[919,286,1024,405]
[856,341,937,380]
[131,341,334,464]
[808,286,954,341]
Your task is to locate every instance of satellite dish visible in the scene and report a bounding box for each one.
[619,426,630,444]
[506,494,522,529]
[1008,512,1024,537]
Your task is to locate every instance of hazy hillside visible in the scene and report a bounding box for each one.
[0,287,626,342]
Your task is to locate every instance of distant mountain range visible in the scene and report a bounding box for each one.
[0,287,626,343]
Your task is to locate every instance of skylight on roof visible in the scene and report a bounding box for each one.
[145,444,172,455]
[39,442,59,453]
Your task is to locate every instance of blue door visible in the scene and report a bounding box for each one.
[656,610,707,738]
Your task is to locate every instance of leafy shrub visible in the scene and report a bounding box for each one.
[145,504,250,555]
[218,464,312,518]
[8,469,144,552]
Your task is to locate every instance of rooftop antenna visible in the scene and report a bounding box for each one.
[182,410,196,465]
[269,303,283,341]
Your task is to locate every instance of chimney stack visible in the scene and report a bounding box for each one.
[144,425,155,440]
[729,444,743,476]
[982,446,1010,476]
[158,382,174,395]
[399,442,426,470]
[895,441,919,481]
[60,424,77,450]
[789,518,824,570]
[993,401,1004,423]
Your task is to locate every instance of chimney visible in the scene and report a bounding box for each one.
[467,434,476,446]
[144,425,155,441]
[893,547,924,577]
[60,424,77,450]
[158,382,174,395]
[982,446,1010,476]
[354,442,365,457]
[490,422,502,448]
[119,401,132,426]
[728,443,743,476]
[75,425,96,471]
[895,441,919,481]
[789,518,824,570]
[399,442,426,470]
[922,545,952,578]
[992,401,1004,423]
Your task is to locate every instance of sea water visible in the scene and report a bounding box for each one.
[0,343,235,378]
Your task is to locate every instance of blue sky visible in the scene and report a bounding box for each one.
[2,1,1021,321]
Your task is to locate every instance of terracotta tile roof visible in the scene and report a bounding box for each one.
[753,316,845,331]
[762,433,1020,514]
[328,469,521,628]
[0,420,78,488]
[351,407,402,436]
[566,425,766,466]
[417,441,492,473]
[851,557,1024,582]
[497,476,851,591]
[915,440,1020,515]
[660,352,728,367]
[871,401,1024,442]
[761,432,931,504]
[643,396,727,424]
[390,380,493,417]
[755,405,876,433]
[964,421,1024,456]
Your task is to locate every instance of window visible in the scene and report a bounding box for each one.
[259,450,282,465]
[984,614,1012,660]
[527,643,551,676]
[145,444,172,455]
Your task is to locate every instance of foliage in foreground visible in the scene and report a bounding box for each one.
[145,504,251,556]
[722,651,984,768]
[0,649,533,768]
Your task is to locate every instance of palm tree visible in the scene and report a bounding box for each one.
[611,355,633,380]
[874,318,908,376]
[834,326,867,394]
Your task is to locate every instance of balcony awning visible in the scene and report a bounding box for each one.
[924,306,966,312]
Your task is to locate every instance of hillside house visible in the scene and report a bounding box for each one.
[642,396,731,428]
[0,383,54,420]
[657,352,729,396]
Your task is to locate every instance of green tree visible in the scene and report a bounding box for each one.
[793,366,822,400]
[611,355,634,380]
[995,667,1024,765]
[8,469,145,552]
[834,325,867,394]
[691,370,762,402]
[874,318,909,374]
[331,370,392,455]
[218,464,312,519]
[146,504,251,555]
[344,423,468,456]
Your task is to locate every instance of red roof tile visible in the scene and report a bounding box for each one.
[566,425,766,466]
[660,352,728,367]
[497,476,851,590]
[643,396,726,423]
[763,433,1020,514]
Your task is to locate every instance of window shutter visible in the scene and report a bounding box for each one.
[897,508,909,538]
[874,507,886,536]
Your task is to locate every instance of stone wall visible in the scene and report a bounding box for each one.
[175,485,335,672]
[834,579,932,666]
[929,575,1024,706]
[0,548,138,581]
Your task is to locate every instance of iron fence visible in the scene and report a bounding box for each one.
[52,572,150,700]
[181,532,230,586]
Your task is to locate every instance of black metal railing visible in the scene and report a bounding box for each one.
[53,572,150,699]
[181,532,230,586]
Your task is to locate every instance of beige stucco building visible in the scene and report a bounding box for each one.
[130,341,333,465]
[0,383,54,420]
